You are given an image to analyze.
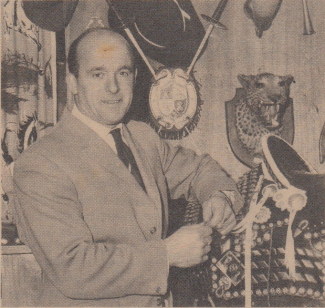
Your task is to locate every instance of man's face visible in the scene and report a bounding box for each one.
[71,31,135,127]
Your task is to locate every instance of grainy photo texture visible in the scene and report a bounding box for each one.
[1,0,325,307]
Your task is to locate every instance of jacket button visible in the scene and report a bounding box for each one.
[150,227,157,234]
[156,287,161,294]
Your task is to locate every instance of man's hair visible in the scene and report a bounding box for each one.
[67,27,134,78]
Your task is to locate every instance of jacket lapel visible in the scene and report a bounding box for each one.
[61,113,162,240]
[122,124,164,236]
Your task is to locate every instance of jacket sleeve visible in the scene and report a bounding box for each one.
[13,153,168,300]
[156,134,244,212]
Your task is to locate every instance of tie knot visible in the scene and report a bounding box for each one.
[110,128,123,143]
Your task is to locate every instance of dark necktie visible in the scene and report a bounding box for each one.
[110,128,146,193]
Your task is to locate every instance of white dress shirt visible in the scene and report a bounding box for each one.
[71,105,124,155]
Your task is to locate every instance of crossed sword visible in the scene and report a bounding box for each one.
[107,0,229,79]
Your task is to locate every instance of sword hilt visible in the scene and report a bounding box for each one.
[186,0,229,75]
[201,0,229,29]
[201,15,227,30]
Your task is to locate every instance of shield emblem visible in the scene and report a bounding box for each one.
[225,88,294,168]
[149,68,199,139]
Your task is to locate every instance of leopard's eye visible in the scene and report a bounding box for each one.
[278,81,286,87]
[255,82,265,89]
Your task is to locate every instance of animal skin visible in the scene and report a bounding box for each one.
[235,73,294,160]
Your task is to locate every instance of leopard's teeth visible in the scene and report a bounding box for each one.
[272,119,279,127]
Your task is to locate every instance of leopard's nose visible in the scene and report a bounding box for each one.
[269,94,282,103]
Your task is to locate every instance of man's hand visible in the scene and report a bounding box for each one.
[202,193,236,235]
[164,224,212,268]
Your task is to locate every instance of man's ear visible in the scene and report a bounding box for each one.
[66,73,78,95]
[134,68,138,82]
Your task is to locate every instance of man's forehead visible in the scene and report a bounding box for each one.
[96,43,117,59]
[78,31,131,61]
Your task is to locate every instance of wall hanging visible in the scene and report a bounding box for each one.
[109,0,229,139]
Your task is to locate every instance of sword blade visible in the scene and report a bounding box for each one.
[186,0,229,75]
[186,23,214,76]
[107,0,157,78]
[211,0,229,21]
[124,28,157,79]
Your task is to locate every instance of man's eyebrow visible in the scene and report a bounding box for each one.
[89,66,106,72]
[87,65,134,72]
[119,65,134,72]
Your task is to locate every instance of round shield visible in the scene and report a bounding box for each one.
[149,68,200,139]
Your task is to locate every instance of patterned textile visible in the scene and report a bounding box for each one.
[170,165,325,307]
[1,0,55,227]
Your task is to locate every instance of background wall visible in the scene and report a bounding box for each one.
[64,0,325,181]
[176,0,325,180]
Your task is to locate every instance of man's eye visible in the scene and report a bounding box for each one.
[93,73,104,78]
[120,71,130,77]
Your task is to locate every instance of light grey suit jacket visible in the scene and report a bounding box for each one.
[13,112,241,306]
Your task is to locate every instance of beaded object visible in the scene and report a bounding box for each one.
[210,196,325,307]
[179,166,325,307]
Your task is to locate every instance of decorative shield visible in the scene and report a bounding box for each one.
[225,88,294,169]
[149,68,201,139]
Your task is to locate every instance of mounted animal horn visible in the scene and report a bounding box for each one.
[244,0,283,38]
[302,0,315,35]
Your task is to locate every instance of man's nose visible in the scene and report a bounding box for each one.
[105,75,119,94]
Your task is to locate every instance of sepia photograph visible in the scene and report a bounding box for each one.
[1,0,325,307]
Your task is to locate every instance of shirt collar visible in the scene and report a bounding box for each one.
[71,105,123,140]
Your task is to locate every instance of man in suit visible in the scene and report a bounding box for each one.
[13,28,243,306]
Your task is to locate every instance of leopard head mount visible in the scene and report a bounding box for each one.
[235,73,294,160]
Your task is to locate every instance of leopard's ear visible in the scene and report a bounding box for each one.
[237,74,255,89]
[283,75,295,86]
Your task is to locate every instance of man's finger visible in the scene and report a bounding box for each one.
[201,255,209,263]
[203,245,211,254]
[200,225,213,236]
[205,235,212,245]
[217,218,237,235]
[202,202,213,223]
[208,211,225,228]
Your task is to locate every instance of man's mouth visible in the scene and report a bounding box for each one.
[101,99,122,104]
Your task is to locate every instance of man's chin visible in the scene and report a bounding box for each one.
[100,116,126,127]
